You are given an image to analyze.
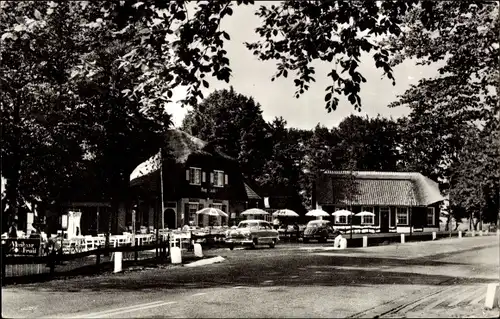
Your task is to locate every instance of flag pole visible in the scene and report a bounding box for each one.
[160,148,165,230]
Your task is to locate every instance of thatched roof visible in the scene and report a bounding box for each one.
[317,171,444,206]
[130,129,234,186]
[244,183,261,200]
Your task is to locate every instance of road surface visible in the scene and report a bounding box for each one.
[2,236,499,318]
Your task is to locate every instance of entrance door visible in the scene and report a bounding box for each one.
[164,208,176,229]
[380,207,390,233]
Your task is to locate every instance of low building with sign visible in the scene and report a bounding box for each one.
[315,171,445,233]
[129,129,260,229]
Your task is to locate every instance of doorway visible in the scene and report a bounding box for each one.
[164,208,176,229]
[380,207,390,233]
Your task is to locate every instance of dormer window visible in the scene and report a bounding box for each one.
[187,167,201,185]
[213,170,224,187]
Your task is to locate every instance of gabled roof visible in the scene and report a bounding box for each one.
[317,171,444,207]
[244,183,261,200]
[130,129,234,185]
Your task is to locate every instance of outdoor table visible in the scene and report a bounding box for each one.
[134,234,153,246]
[62,238,84,254]
[85,236,105,250]
[110,235,129,247]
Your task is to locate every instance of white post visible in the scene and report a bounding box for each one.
[459,230,462,238]
[362,236,368,248]
[194,243,203,257]
[484,283,499,310]
[170,246,182,264]
[472,230,476,237]
[114,252,122,273]
[432,231,436,240]
[479,230,483,236]
[401,233,405,244]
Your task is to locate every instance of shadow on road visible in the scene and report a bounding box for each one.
[7,252,496,292]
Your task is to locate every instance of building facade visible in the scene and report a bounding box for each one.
[129,129,260,229]
[315,171,445,233]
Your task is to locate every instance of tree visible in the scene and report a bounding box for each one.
[386,1,499,224]
[1,2,169,235]
[256,117,305,214]
[333,115,402,171]
[1,2,88,230]
[450,128,500,229]
[69,0,450,114]
[387,1,498,125]
[182,87,268,182]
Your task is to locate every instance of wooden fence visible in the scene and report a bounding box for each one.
[2,238,171,283]
[2,232,232,284]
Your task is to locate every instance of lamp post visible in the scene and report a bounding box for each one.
[131,205,137,247]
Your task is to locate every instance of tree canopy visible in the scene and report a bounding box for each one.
[1,0,498,229]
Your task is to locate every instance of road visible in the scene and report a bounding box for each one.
[2,236,499,318]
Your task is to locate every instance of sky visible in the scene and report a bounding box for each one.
[167,2,440,130]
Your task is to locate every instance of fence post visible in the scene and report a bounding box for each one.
[167,235,170,258]
[96,246,101,266]
[400,234,405,244]
[49,250,56,275]
[159,236,163,260]
[362,236,368,248]
[2,245,6,284]
[459,230,462,238]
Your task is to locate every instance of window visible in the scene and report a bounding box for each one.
[213,170,224,187]
[189,167,201,185]
[259,222,271,230]
[212,203,223,211]
[335,206,349,224]
[361,206,374,225]
[427,207,435,226]
[337,215,348,224]
[361,215,374,225]
[396,207,408,226]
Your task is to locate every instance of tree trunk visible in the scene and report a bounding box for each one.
[5,98,21,230]
[473,216,480,231]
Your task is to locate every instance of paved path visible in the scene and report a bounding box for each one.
[2,235,499,318]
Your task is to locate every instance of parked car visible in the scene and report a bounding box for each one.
[277,224,306,241]
[303,220,341,243]
[225,219,279,249]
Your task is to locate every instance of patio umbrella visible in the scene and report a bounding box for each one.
[355,211,375,217]
[305,209,330,217]
[331,210,354,217]
[272,209,299,217]
[241,208,269,216]
[196,207,228,218]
